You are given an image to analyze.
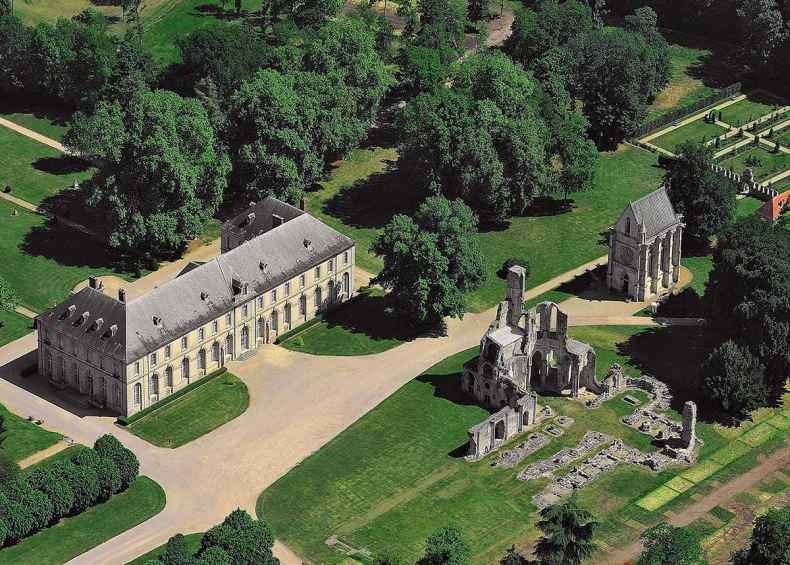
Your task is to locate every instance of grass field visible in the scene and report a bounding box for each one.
[0,199,139,312]
[0,309,33,347]
[721,95,780,127]
[735,196,764,218]
[0,126,93,206]
[128,372,249,448]
[11,0,123,26]
[719,146,790,181]
[0,111,69,141]
[256,322,748,564]
[681,255,714,296]
[0,476,166,565]
[650,119,727,153]
[0,403,61,462]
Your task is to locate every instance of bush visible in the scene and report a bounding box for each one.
[26,489,53,531]
[62,461,100,513]
[197,546,232,564]
[40,477,74,520]
[0,518,7,548]
[94,434,125,458]
[114,447,140,490]
[0,452,20,487]
[0,492,35,542]
[498,258,530,280]
[72,448,101,468]
[201,509,277,565]
[94,456,122,501]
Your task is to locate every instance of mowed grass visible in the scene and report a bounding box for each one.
[721,94,780,127]
[0,199,139,312]
[735,196,764,218]
[257,322,740,563]
[719,146,790,181]
[681,255,713,296]
[650,119,727,153]
[0,403,62,462]
[12,0,123,26]
[128,372,249,448]
[142,0,263,63]
[0,112,69,141]
[0,126,93,206]
[127,533,204,565]
[0,309,33,347]
[0,477,166,565]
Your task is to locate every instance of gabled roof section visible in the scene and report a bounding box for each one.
[628,186,681,239]
[756,189,790,222]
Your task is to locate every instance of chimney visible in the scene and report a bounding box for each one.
[300,196,307,211]
[118,288,126,303]
[88,276,98,289]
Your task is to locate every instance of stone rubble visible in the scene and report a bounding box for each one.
[490,432,550,469]
[517,431,612,481]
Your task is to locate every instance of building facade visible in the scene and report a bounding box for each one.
[607,186,684,302]
[36,198,355,416]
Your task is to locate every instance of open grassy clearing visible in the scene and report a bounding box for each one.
[720,94,781,127]
[127,533,204,565]
[258,321,777,564]
[0,476,166,565]
[0,309,33,347]
[0,402,62,462]
[719,146,790,181]
[0,126,93,206]
[0,110,69,141]
[11,0,124,26]
[645,33,718,122]
[0,199,139,312]
[128,372,249,448]
[650,119,727,153]
[735,196,764,218]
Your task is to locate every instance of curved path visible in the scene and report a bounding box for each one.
[0,117,68,153]
[0,254,703,564]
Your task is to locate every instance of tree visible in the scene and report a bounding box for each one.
[399,45,448,93]
[702,340,768,418]
[61,460,100,513]
[196,546,231,564]
[372,197,485,328]
[736,0,787,80]
[0,13,34,96]
[65,88,230,258]
[638,523,705,565]
[94,456,122,500]
[418,526,471,565]
[500,545,529,565]
[161,533,195,565]
[732,506,790,565]
[505,0,594,68]
[278,0,344,26]
[624,6,671,101]
[0,491,34,542]
[664,142,737,247]
[27,467,74,520]
[468,0,491,21]
[0,452,19,487]
[200,509,278,565]
[0,277,18,312]
[533,494,597,565]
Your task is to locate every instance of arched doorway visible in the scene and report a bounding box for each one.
[212,341,220,364]
[314,287,322,312]
[241,325,250,351]
[198,348,207,371]
[257,317,265,342]
[494,420,505,440]
[621,273,630,294]
[134,382,142,406]
[150,374,159,398]
[165,366,173,388]
[182,357,190,383]
[342,272,350,297]
[225,333,233,358]
[284,303,292,328]
[530,351,543,385]
[299,295,307,321]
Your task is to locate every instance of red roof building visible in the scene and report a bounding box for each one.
[756,189,790,222]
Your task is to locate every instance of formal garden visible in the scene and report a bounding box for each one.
[122,371,249,448]
[256,334,789,563]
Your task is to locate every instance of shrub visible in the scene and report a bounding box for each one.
[26,489,53,531]
[72,448,101,468]
[114,447,140,490]
[0,452,20,487]
[94,434,125,458]
[0,518,7,548]
[197,545,232,564]
[201,509,277,565]
[1,477,34,502]
[0,492,35,542]
[61,461,100,513]
[94,456,122,501]
[41,477,74,520]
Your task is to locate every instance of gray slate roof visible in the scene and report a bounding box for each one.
[628,186,680,238]
[38,198,354,364]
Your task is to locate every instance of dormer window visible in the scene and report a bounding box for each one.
[75,311,90,326]
[259,261,267,272]
[625,217,631,235]
[153,316,162,327]
[92,318,104,331]
[61,304,77,320]
[201,291,209,301]
[303,239,313,251]
[245,212,256,226]
[102,324,118,340]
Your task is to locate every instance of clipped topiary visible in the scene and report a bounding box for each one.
[0,517,7,548]
[0,492,35,542]
[94,434,124,459]
[72,448,101,468]
[26,489,53,531]
[0,452,20,488]
[94,456,122,501]
[61,461,100,513]
[114,447,140,490]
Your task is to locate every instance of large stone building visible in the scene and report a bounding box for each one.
[462,267,600,459]
[606,186,684,302]
[36,198,355,416]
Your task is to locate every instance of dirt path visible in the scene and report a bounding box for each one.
[17,441,70,469]
[600,445,790,564]
[0,117,67,153]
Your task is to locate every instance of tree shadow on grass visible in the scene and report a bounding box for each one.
[38,189,109,236]
[617,325,730,423]
[0,95,72,127]
[32,156,91,176]
[322,161,424,230]
[20,218,132,273]
[320,289,425,344]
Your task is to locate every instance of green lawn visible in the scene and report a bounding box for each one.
[142,0,263,63]
[280,288,419,356]
[650,119,728,153]
[0,477,166,565]
[719,146,790,181]
[128,372,249,448]
[681,255,714,296]
[0,126,93,206]
[0,309,33,347]
[0,199,139,312]
[720,94,779,127]
[0,403,62,462]
[127,533,204,565]
[735,196,764,218]
[257,322,745,564]
[11,0,124,26]
[0,112,69,141]
[22,445,91,475]
[645,35,717,122]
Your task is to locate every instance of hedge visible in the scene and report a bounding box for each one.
[116,367,228,426]
[0,434,139,549]
[273,316,324,345]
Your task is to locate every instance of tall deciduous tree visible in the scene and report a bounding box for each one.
[65,89,230,257]
[418,526,471,565]
[372,197,485,328]
[732,506,790,565]
[637,523,705,565]
[736,0,787,79]
[534,494,597,565]
[200,509,278,565]
[702,340,768,419]
[664,141,737,247]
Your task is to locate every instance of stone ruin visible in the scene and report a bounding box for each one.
[490,432,550,469]
[518,431,612,481]
[463,267,600,460]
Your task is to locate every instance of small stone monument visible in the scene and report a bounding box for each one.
[681,401,697,450]
[744,168,755,183]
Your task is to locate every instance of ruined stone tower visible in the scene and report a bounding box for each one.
[681,401,697,450]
